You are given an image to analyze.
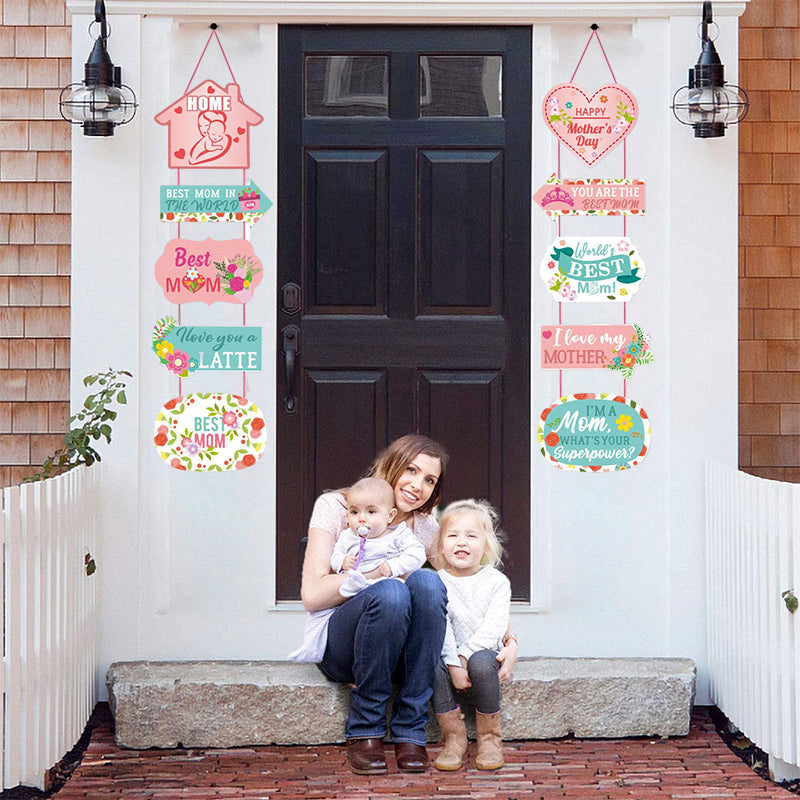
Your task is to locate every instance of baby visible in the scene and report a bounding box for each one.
[333,477,426,597]
[288,477,426,663]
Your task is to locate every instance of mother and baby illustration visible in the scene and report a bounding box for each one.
[188,109,231,165]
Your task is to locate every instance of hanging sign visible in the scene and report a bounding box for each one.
[538,393,650,472]
[154,393,266,472]
[543,84,637,166]
[154,81,263,170]
[160,181,272,226]
[152,317,262,378]
[541,324,654,377]
[541,236,645,303]
[534,175,645,217]
[155,238,263,305]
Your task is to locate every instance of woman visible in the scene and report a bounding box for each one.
[300,434,519,775]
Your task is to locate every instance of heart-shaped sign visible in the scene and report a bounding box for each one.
[543,84,637,166]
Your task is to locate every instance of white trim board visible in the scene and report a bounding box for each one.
[67,0,748,20]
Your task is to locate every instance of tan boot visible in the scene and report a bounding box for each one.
[434,709,468,771]
[475,711,504,770]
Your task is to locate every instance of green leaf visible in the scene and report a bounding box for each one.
[607,295,616,300]
[782,590,798,614]
[85,557,96,576]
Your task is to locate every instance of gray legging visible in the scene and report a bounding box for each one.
[431,649,501,715]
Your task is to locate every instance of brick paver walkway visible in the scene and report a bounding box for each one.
[54,708,796,799]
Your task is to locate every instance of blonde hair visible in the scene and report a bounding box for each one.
[438,498,503,568]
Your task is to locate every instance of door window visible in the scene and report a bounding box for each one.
[305,55,389,117]
[419,55,502,117]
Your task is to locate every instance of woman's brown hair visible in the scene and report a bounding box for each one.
[366,434,448,514]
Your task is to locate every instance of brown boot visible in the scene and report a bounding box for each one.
[475,711,504,770]
[434,709,468,771]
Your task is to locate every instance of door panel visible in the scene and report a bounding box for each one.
[305,150,388,312]
[418,150,503,312]
[277,26,531,600]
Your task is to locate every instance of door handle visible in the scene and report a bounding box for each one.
[282,324,300,413]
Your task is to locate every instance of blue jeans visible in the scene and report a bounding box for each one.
[318,570,447,744]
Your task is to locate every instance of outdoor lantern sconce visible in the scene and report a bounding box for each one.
[671,1,748,138]
[59,0,137,136]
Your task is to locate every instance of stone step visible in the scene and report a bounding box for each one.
[107,657,696,749]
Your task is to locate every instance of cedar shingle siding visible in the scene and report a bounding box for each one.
[0,0,71,489]
[740,0,800,482]
[1,0,798,486]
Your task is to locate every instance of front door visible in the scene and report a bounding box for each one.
[277,26,531,600]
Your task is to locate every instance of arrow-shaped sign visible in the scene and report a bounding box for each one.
[160,180,273,227]
[533,175,645,218]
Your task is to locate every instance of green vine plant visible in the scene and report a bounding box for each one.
[782,589,798,614]
[24,368,133,483]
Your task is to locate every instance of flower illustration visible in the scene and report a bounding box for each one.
[154,433,168,447]
[227,263,237,273]
[617,239,628,252]
[222,410,239,428]
[186,441,200,456]
[251,417,265,431]
[180,436,193,448]
[560,284,571,297]
[155,341,174,359]
[600,95,608,103]
[242,454,257,467]
[229,276,244,292]
[188,358,199,371]
[243,279,251,288]
[620,287,628,296]
[547,260,556,269]
[621,353,636,367]
[616,414,633,432]
[166,350,190,374]
[158,425,169,436]
[186,267,199,280]
[568,290,577,301]
[545,432,560,447]
[565,101,573,109]
[629,343,641,355]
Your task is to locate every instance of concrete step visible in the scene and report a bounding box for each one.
[107,657,696,749]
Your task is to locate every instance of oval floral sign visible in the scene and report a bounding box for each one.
[153,393,265,472]
[538,393,650,472]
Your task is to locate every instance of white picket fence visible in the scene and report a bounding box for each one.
[706,461,800,776]
[0,467,100,790]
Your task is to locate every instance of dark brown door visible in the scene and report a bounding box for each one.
[277,26,531,600]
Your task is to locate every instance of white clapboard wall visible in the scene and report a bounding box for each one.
[1,467,100,790]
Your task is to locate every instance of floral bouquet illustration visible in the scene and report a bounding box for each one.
[605,324,654,379]
[152,316,199,379]
[213,253,262,304]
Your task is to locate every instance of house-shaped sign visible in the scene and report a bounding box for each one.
[155,81,263,170]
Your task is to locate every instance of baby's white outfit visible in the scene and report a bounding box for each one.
[288,521,426,663]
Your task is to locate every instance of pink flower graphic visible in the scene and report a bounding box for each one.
[222,410,239,429]
[229,276,244,292]
[166,350,190,374]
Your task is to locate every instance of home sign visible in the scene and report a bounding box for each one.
[155,81,263,170]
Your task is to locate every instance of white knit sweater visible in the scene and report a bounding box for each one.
[438,566,511,667]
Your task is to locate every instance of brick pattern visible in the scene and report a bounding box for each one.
[740,0,800,482]
[0,0,71,489]
[54,706,795,799]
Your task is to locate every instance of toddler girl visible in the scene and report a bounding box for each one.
[432,499,510,771]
